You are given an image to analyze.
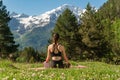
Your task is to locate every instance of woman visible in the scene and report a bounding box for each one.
[44,33,70,68]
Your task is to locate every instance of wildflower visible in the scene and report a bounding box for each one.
[13,78,16,80]
[32,73,36,77]
[60,73,65,80]
[39,74,43,77]
[50,73,55,78]
[2,76,9,80]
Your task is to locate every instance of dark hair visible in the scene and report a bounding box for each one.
[53,33,59,44]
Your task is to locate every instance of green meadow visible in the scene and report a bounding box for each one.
[0,60,120,80]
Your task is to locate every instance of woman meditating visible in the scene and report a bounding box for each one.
[44,33,70,68]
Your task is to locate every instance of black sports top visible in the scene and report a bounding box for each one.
[51,44,62,57]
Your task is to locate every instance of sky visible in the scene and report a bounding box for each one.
[3,0,107,16]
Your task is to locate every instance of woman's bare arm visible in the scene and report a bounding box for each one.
[45,46,51,63]
[61,46,69,63]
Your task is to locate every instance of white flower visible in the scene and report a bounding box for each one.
[32,73,36,77]
[13,78,16,80]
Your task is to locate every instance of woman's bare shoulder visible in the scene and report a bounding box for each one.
[58,44,64,47]
[58,44,64,50]
[48,44,54,48]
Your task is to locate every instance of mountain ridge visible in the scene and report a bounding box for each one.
[9,4,83,51]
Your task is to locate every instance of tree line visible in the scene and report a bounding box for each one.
[0,0,119,64]
[52,0,120,64]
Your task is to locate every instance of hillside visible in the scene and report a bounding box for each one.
[9,4,83,51]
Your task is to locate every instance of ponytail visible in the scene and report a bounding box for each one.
[53,33,59,44]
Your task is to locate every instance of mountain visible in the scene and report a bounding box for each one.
[9,4,83,51]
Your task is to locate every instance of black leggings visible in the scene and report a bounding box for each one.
[51,60,64,68]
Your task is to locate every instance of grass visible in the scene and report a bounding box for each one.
[0,60,120,80]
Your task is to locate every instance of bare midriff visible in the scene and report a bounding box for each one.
[52,56,62,61]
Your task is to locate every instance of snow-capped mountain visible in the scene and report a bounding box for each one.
[9,4,83,50]
[9,4,82,34]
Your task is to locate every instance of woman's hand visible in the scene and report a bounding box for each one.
[64,62,71,68]
[65,61,70,64]
[43,61,50,68]
[43,61,49,63]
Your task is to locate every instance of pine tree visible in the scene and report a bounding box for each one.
[79,3,111,59]
[53,8,79,59]
[99,0,120,20]
[0,0,19,58]
[98,0,120,61]
[111,19,120,56]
